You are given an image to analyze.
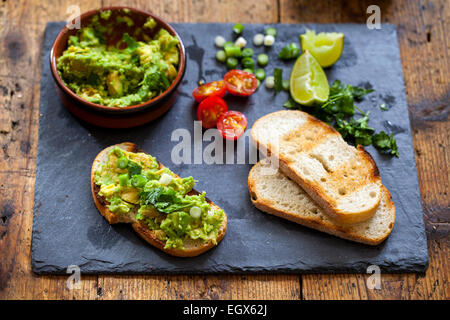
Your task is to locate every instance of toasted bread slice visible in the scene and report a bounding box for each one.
[251,110,383,224]
[91,142,227,257]
[248,160,395,245]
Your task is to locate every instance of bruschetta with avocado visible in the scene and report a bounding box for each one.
[91,142,227,257]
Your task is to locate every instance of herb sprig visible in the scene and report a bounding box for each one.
[284,80,399,157]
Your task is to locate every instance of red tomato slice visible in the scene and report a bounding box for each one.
[197,96,228,129]
[192,80,227,102]
[223,70,258,97]
[216,111,248,140]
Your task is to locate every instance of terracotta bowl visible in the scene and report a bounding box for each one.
[50,7,186,128]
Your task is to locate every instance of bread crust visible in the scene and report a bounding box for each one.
[248,162,395,245]
[91,142,227,257]
[251,110,382,224]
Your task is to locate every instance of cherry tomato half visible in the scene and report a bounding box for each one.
[223,70,258,97]
[197,96,228,129]
[192,80,227,102]
[216,111,248,140]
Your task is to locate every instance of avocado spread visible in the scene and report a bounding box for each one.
[57,14,180,107]
[94,147,224,250]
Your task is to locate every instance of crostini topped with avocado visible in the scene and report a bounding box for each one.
[91,142,227,257]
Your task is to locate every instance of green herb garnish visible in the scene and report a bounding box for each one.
[335,112,374,146]
[373,131,399,156]
[140,187,194,214]
[283,80,399,157]
[127,161,142,177]
[121,32,138,50]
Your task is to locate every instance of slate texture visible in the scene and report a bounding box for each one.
[31,22,428,274]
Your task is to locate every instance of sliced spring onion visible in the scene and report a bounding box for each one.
[242,47,254,58]
[216,50,227,62]
[223,41,234,48]
[253,33,264,46]
[255,68,265,81]
[224,45,242,57]
[234,36,247,48]
[257,53,269,66]
[265,27,277,37]
[265,76,275,89]
[233,23,244,34]
[214,35,226,47]
[241,57,255,69]
[118,173,129,187]
[263,35,275,46]
[282,79,290,91]
[159,173,173,185]
[117,156,128,169]
[226,57,239,69]
[190,206,202,219]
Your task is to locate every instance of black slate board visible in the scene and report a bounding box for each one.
[32,22,429,274]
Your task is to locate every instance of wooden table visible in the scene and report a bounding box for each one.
[0,0,448,300]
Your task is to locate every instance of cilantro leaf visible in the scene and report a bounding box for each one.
[335,112,374,146]
[140,187,193,214]
[373,131,399,157]
[127,161,142,177]
[121,32,138,50]
[352,86,374,100]
[282,80,399,157]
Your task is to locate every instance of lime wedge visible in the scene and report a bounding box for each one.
[289,51,329,106]
[300,29,344,68]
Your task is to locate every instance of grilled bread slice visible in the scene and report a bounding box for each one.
[91,142,227,257]
[251,110,383,224]
[248,160,395,245]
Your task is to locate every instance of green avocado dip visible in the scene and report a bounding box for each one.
[57,16,180,107]
[94,146,225,250]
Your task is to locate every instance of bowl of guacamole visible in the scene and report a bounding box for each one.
[50,7,186,128]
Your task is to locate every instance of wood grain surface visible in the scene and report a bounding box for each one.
[0,0,448,300]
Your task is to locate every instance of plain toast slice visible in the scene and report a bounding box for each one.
[91,142,227,257]
[251,110,383,224]
[248,160,395,245]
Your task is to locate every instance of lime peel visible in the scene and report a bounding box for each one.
[289,50,330,106]
[300,29,344,68]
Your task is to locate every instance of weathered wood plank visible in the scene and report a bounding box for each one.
[0,0,447,300]
[280,0,449,300]
[98,0,296,301]
[0,0,301,300]
[97,275,300,300]
[302,240,449,300]
[0,0,102,300]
